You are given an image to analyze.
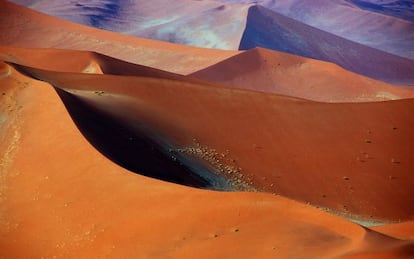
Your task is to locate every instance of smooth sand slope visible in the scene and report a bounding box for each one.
[9,0,250,50]
[9,0,414,85]
[0,0,238,75]
[0,46,201,82]
[10,62,414,221]
[192,47,414,102]
[239,5,414,85]
[1,61,414,258]
[12,0,414,58]
[2,46,414,103]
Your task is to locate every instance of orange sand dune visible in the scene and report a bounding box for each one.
[1,1,414,258]
[3,46,414,104]
[1,61,413,258]
[0,46,200,82]
[0,0,238,75]
[10,62,414,221]
[372,221,414,240]
[3,0,413,104]
[191,47,414,102]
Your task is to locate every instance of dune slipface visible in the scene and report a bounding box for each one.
[1,1,414,258]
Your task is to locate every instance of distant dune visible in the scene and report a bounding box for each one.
[0,0,238,74]
[3,46,414,103]
[192,47,414,102]
[239,5,414,85]
[9,0,414,84]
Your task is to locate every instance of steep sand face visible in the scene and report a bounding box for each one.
[0,0,238,75]
[191,48,414,102]
[10,63,414,221]
[2,63,413,258]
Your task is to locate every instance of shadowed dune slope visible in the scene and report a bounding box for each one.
[1,62,413,258]
[259,0,414,59]
[192,47,414,102]
[239,5,414,85]
[343,0,414,22]
[0,0,238,75]
[10,63,414,221]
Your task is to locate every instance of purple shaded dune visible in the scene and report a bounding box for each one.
[239,5,414,85]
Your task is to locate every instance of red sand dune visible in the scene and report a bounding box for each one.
[1,1,414,258]
[0,0,238,75]
[2,46,414,104]
[10,63,414,222]
[191,47,414,102]
[0,62,413,258]
[373,221,414,240]
[0,46,197,82]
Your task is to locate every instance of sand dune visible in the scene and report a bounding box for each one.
[0,62,413,258]
[12,0,414,59]
[0,47,414,102]
[239,5,414,85]
[0,0,238,75]
[259,0,414,59]
[8,62,414,221]
[373,221,414,240]
[192,47,414,102]
[0,46,194,81]
[9,0,414,84]
[3,46,414,103]
[1,1,413,258]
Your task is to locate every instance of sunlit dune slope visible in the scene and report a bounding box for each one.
[3,46,414,103]
[11,0,414,59]
[1,1,414,258]
[0,46,201,82]
[0,0,238,75]
[192,47,414,102]
[9,62,414,221]
[1,62,413,258]
[8,0,414,85]
[373,221,414,240]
